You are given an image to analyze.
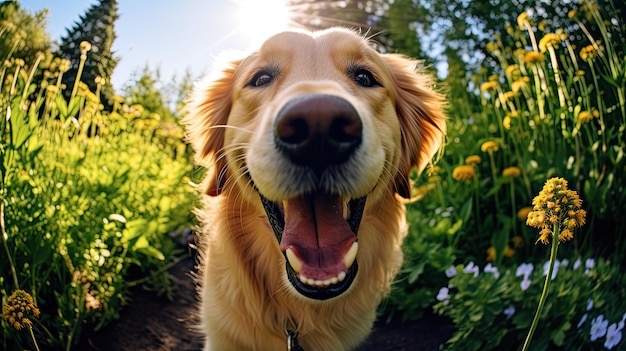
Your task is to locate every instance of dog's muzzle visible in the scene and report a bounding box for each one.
[260,94,366,300]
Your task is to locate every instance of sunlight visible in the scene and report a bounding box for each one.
[233,0,292,43]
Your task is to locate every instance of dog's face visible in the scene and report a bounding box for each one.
[185,28,445,301]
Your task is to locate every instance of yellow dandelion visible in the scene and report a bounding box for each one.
[517,206,533,220]
[486,246,496,262]
[511,79,528,93]
[538,21,547,32]
[502,166,521,178]
[2,290,40,330]
[511,236,525,248]
[410,183,436,200]
[488,74,500,82]
[579,45,598,61]
[539,33,562,52]
[577,110,593,123]
[504,246,515,257]
[503,115,511,130]
[502,91,517,101]
[480,81,498,92]
[452,165,476,182]
[517,12,529,29]
[568,9,577,18]
[465,155,482,165]
[481,140,499,153]
[523,51,545,64]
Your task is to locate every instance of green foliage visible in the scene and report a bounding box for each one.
[0,1,51,64]
[434,258,626,351]
[382,1,626,349]
[0,38,194,350]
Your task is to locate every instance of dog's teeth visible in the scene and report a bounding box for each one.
[343,242,358,269]
[286,248,302,274]
[337,271,346,282]
[342,199,350,220]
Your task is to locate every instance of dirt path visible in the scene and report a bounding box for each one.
[77,256,453,351]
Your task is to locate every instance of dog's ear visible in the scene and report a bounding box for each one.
[382,54,447,199]
[183,55,242,196]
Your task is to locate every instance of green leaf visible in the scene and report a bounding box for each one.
[56,94,68,121]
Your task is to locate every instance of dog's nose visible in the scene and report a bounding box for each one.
[274,94,362,173]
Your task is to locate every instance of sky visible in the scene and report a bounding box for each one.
[19,0,293,90]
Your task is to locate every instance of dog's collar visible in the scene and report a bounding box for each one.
[286,329,304,351]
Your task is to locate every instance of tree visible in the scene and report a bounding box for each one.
[0,1,51,64]
[55,0,119,111]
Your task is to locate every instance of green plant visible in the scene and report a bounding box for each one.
[434,257,625,351]
[1,35,195,350]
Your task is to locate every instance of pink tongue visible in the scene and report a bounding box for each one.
[280,194,356,279]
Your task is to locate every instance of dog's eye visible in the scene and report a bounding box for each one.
[352,69,379,88]
[250,71,274,87]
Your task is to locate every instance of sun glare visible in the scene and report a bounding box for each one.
[234,0,292,43]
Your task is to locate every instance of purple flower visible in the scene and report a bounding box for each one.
[604,322,622,350]
[590,315,608,342]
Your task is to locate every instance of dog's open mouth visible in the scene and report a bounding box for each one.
[261,194,366,300]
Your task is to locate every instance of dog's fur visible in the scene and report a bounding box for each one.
[183,28,446,351]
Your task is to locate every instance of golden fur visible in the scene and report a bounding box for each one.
[183,28,446,351]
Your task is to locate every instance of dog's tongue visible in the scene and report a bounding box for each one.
[280,194,356,279]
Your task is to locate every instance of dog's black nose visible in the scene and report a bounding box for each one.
[274,94,362,174]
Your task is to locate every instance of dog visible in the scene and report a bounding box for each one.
[183,27,446,351]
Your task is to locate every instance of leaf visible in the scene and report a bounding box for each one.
[447,219,463,236]
[56,94,68,121]
[67,96,82,117]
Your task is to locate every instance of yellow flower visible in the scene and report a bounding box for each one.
[480,81,498,92]
[504,246,515,257]
[503,115,511,130]
[511,236,525,248]
[502,91,517,101]
[517,206,533,220]
[523,51,545,64]
[539,33,562,52]
[511,79,528,93]
[486,246,496,261]
[517,12,529,29]
[465,155,482,165]
[428,175,442,183]
[2,290,40,330]
[526,177,586,244]
[426,165,441,176]
[502,166,521,178]
[410,183,436,200]
[80,41,92,53]
[568,9,577,18]
[579,45,598,61]
[481,140,499,153]
[577,110,593,123]
[452,165,476,182]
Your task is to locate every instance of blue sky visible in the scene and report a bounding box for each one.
[19,0,292,90]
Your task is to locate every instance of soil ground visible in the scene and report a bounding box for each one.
[77,254,454,351]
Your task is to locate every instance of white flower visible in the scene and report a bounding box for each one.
[503,305,516,319]
[543,259,559,280]
[520,277,531,291]
[573,257,582,270]
[590,315,608,342]
[516,262,534,278]
[560,258,569,268]
[445,265,457,278]
[604,322,622,350]
[463,261,479,278]
[578,313,588,329]
[484,263,500,279]
[586,299,594,311]
[585,258,595,275]
[436,287,450,304]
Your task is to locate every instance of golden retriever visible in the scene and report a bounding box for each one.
[183,27,446,351]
